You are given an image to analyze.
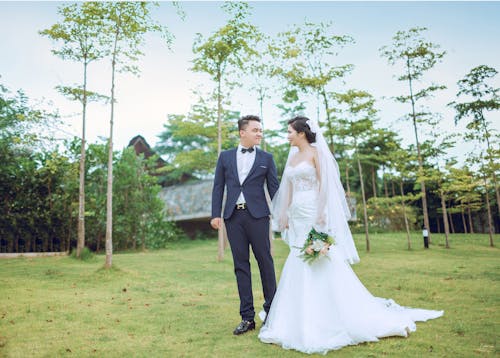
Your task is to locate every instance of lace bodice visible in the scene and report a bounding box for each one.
[287,162,318,193]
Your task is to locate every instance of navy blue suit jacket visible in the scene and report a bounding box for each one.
[211,148,279,220]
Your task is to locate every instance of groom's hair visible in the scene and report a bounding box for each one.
[238,115,261,131]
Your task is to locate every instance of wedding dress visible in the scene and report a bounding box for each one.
[258,161,443,355]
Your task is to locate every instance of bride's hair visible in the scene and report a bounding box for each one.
[288,116,316,143]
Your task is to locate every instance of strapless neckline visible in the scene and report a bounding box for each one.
[288,161,314,170]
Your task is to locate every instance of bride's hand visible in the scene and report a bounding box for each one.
[316,212,326,226]
[305,246,314,255]
[280,215,289,230]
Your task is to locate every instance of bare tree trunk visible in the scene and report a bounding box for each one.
[76,61,88,258]
[259,94,266,151]
[383,173,389,198]
[216,68,225,261]
[357,153,370,252]
[105,33,119,269]
[467,203,474,234]
[345,164,351,196]
[407,57,431,244]
[400,180,411,250]
[483,175,495,247]
[436,216,441,233]
[320,89,335,154]
[492,170,500,218]
[392,180,396,196]
[448,200,456,234]
[461,206,468,234]
[371,167,377,198]
[483,124,500,217]
[440,189,450,248]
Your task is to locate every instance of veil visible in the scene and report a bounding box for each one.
[271,118,360,265]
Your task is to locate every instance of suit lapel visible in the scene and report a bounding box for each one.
[230,148,239,180]
[243,148,260,184]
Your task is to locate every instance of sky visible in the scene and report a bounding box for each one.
[1,1,499,160]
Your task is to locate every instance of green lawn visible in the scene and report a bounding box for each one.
[0,233,498,357]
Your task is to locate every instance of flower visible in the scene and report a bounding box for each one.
[311,240,325,251]
[295,227,335,264]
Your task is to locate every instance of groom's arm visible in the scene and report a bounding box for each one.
[266,153,279,200]
[211,154,225,221]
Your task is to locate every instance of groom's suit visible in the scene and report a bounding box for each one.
[212,147,279,321]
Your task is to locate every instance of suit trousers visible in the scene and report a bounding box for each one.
[225,209,277,322]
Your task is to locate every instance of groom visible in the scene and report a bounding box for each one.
[211,115,279,335]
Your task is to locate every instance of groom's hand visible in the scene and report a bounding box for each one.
[210,217,221,230]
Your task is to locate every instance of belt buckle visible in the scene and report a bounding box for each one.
[236,203,245,210]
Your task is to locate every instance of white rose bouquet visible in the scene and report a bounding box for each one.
[296,228,334,264]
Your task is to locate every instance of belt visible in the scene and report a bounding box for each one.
[235,203,247,210]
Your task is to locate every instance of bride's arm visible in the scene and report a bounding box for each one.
[314,150,327,227]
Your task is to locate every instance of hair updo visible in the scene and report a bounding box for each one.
[288,116,316,143]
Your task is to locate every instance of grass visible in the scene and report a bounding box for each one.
[0,233,498,357]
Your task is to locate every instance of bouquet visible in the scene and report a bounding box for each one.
[297,228,334,264]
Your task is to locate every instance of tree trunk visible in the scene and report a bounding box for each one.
[407,56,431,244]
[440,189,450,248]
[482,123,500,217]
[259,94,267,151]
[461,206,468,234]
[216,68,225,261]
[467,202,474,234]
[371,167,377,198]
[76,60,88,258]
[482,175,495,246]
[320,89,335,154]
[492,170,500,219]
[383,173,389,198]
[400,180,411,250]
[448,200,456,234]
[392,180,396,197]
[357,153,370,252]
[105,32,119,269]
[436,216,441,233]
[345,164,351,196]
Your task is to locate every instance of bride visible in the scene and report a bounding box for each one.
[258,116,443,355]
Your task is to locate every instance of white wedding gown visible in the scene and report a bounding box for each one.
[258,162,443,355]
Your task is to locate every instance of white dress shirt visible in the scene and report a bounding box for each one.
[236,144,256,204]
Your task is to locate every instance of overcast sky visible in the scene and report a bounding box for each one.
[1,1,499,159]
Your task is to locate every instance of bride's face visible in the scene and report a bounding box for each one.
[287,125,303,147]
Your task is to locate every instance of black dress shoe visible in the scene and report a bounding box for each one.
[233,320,255,335]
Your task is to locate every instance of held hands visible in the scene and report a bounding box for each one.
[210,217,221,230]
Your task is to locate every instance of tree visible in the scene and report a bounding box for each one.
[269,21,354,153]
[0,83,73,253]
[380,27,446,243]
[335,90,378,252]
[156,98,240,182]
[447,165,483,234]
[192,2,260,260]
[449,65,500,220]
[40,2,108,258]
[192,2,260,156]
[390,146,420,249]
[95,1,173,268]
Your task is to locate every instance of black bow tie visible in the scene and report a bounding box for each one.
[241,147,254,153]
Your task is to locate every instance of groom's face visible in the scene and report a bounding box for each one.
[240,120,263,147]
